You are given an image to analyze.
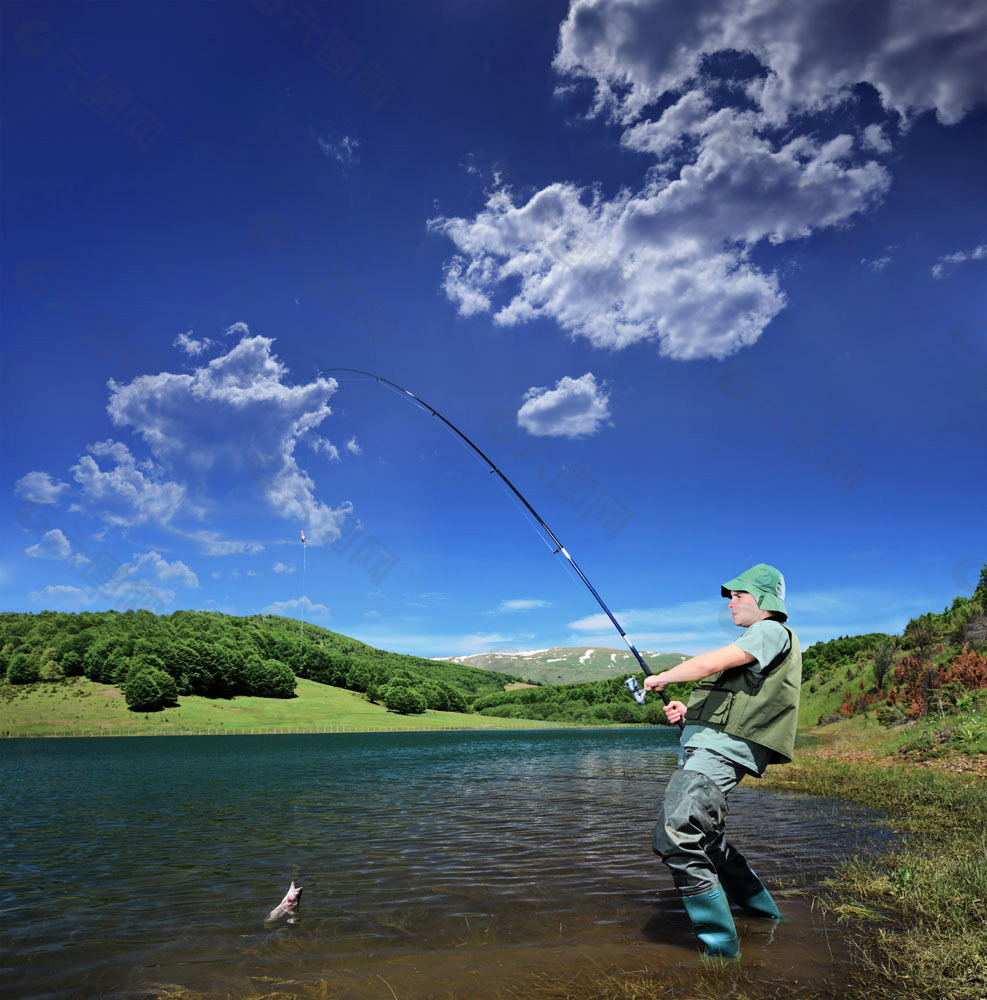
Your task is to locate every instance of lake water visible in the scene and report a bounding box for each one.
[0,729,892,999]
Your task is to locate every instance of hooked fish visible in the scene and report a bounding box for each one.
[265,880,303,925]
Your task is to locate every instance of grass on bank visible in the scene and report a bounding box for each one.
[0,676,567,736]
[762,714,987,1000]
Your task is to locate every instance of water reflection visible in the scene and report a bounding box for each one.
[0,730,891,999]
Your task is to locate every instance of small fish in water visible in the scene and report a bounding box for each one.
[265,881,303,925]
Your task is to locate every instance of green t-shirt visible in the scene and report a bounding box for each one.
[680,619,791,777]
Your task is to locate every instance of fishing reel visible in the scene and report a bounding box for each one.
[623,675,647,705]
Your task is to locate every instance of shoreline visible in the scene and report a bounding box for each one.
[0,720,603,739]
[757,717,987,999]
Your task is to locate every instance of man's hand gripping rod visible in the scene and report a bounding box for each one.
[623,663,685,731]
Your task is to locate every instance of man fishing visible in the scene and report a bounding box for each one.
[643,564,801,958]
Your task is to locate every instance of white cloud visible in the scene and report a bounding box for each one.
[430,0,987,360]
[316,131,361,168]
[308,435,341,462]
[345,436,362,456]
[262,596,332,622]
[25,529,72,560]
[71,440,189,528]
[15,471,69,505]
[931,240,987,279]
[494,598,552,613]
[861,124,893,154]
[431,119,882,361]
[185,530,265,556]
[357,630,520,657]
[174,330,216,356]
[128,550,200,589]
[554,0,987,127]
[565,629,703,651]
[518,373,611,437]
[273,561,296,574]
[27,585,96,607]
[568,599,723,634]
[105,334,352,545]
[863,255,892,272]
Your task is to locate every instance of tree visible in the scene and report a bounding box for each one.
[38,655,65,682]
[445,687,468,713]
[83,635,122,683]
[873,638,898,688]
[345,661,374,693]
[973,563,987,606]
[382,685,427,714]
[242,657,296,698]
[905,616,937,660]
[124,668,177,712]
[59,649,84,677]
[7,652,38,684]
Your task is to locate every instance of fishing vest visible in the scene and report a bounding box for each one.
[683,625,802,765]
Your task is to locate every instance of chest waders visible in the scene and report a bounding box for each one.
[654,628,800,958]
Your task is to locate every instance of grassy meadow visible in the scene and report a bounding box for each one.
[0,676,564,737]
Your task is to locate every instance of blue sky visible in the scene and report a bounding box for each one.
[2,0,985,660]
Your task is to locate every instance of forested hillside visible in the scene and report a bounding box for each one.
[0,609,692,725]
[0,610,522,715]
[469,673,696,726]
[800,564,987,752]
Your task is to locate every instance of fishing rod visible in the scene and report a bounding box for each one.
[319,367,683,728]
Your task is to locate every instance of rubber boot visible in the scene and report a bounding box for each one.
[719,867,782,919]
[680,884,739,958]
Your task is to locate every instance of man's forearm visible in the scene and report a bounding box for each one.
[646,644,754,690]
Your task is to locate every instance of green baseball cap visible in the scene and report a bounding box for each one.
[721,564,788,619]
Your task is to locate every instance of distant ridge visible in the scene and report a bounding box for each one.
[434,646,690,686]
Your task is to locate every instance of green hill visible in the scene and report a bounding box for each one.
[797,563,987,756]
[0,610,685,731]
[0,609,525,721]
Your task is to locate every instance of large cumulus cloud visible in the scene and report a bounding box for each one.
[104,333,350,544]
[430,0,986,360]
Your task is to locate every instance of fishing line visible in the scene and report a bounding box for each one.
[300,529,307,643]
[319,367,681,723]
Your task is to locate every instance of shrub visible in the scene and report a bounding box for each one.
[124,668,178,712]
[38,658,65,682]
[611,702,638,724]
[243,658,296,698]
[876,703,907,727]
[382,685,427,715]
[961,613,987,649]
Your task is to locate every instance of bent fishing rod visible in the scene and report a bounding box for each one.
[319,367,683,728]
